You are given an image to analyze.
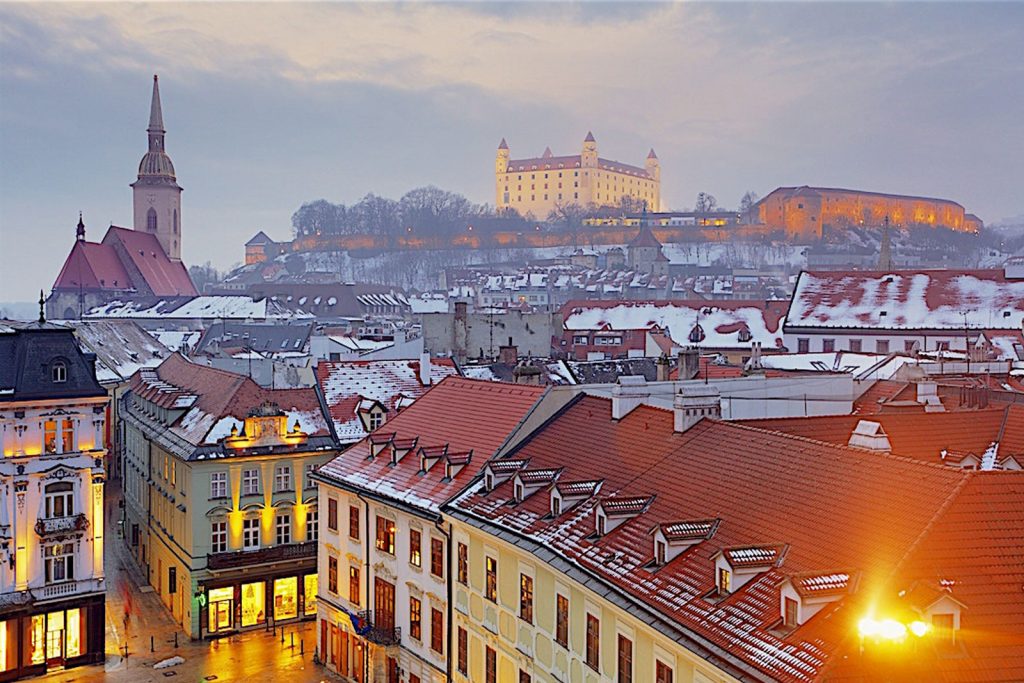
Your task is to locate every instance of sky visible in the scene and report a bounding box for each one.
[1,2,1022,303]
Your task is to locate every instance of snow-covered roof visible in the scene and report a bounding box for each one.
[68,320,170,385]
[787,269,1024,331]
[409,293,449,314]
[85,295,313,321]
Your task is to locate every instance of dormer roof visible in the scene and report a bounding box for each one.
[555,479,603,497]
[659,518,719,543]
[788,571,857,599]
[720,543,788,569]
[601,494,655,517]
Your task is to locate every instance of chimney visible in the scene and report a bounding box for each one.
[677,348,699,381]
[743,342,764,375]
[512,361,542,385]
[673,385,721,433]
[915,381,945,412]
[419,350,431,385]
[847,420,891,452]
[454,301,467,320]
[656,354,670,382]
[612,375,650,419]
[499,337,518,366]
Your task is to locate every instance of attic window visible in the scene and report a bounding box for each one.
[655,539,666,566]
[783,597,798,627]
[596,512,607,537]
[51,362,67,383]
[718,567,732,594]
[514,482,524,502]
[551,497,562,517]
[484,473,494,491]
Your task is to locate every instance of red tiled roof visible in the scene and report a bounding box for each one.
[52,240,133,292]
[104,227,197,297]
[316,377,545,512]
[852,379,912,414]
[450,397,981,682]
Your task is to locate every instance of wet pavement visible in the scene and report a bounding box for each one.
[50,484,340,683]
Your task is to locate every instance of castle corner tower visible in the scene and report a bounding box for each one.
[132,75,183,261]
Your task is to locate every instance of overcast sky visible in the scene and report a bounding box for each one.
[1,2,1022,303]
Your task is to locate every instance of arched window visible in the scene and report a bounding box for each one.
[51,361,67,383]
[147,207,158,232]
[173,209,178,234]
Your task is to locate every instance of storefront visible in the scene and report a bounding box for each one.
[199,571,318,638]
[0,594,104,682]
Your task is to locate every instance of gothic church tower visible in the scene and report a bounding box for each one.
[132,75,183,261]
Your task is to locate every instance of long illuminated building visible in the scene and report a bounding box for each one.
[0,320,108,679]
[119,353,335,639]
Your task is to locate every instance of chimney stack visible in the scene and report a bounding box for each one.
[499,337,518,366]
[677,348,700,381]
[656,354,670,382]
[673,385,721,433]
[419,350,432,385]
[612,375,650,419]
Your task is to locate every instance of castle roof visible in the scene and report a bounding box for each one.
[628,223,662,248]
[764,185,966,210]
[497,137,508,150]
[506,155,654,179]
[647,148,658,159]
[584,131,596,142]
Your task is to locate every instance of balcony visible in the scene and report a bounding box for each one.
[35,514,89,538]
[356,610,401,646]
[38,577,105,601]
[207,541,316,571]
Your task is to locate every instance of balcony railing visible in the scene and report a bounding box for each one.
[38,577,105,601]
[207,541,316,571]
[356,610,401,646]
[35,514,90,538]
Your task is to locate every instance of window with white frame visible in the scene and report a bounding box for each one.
[44,543,75,583]
[210,472,227,499]
[243,518,260,549]
[44,482,73,518]
[275,465,292,492]
[276,513,291,545]
[242,469,260,496]
[211,521,227,553]
[368,411,384,431]
[307,509,318,542]
[304,463,317,489]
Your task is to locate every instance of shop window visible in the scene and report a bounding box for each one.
[276,513,291,545]
[243,518,260,550]
[241,581,266,627]
[208,587,234,633]
[45,543,75,583]
[44,420,58,454]
[44,482,73,518]
[274,577,298,621]
[30,615,44,665]
[304,574,318,616]
[409,529,422,567]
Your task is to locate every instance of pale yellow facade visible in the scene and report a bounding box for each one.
[495,134,661,219]
[450,522,741,683]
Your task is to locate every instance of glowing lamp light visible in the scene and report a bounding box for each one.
[859,616,919,641]
[909,620,930,638]
[858,618,880,637]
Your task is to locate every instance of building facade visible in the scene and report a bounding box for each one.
[495,133,660,218]
[755,186,983,240]
[120,354,335,639]
[0,321,108,680]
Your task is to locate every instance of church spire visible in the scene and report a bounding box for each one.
[149,74,165,133]
[76,212,85,241]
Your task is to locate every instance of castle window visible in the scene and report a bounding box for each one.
[173,209,178,234]
[147,207,158,232]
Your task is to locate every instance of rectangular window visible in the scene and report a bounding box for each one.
[718,567,731,593]
[243,518,260,549]
[618,634,633,683]
[349,566,360,604]
[409,596,422,640]
[211,521,227,553]
[242,468,260,496]
[327,498,338,531]
[276,513,291,545]
[457,542,468,585]
[304,463,317,489]
[328,556,338,594]
[457,626,468,674]
[586,613,600,671]
[905,339,917,352]
[485,556,498,602]
[486,646,497,683]
[61,418,74,453]
[375,516,396,554]
[430,608,443,653]
[409,529,422,567]
[822,338,836,353]
[784,597,799,627]
[656,661,674,683]
[849,339,862,352]
[797,338,809,354]
[520,672,532,683]
[348,504,359,539]
[556,594,569,646]
[44,543,75,583]
[307,510,318,542]
[210,471,227,499]
[44,484,73,518]
[44,420,57,454]
[519,574,533,623]
[430,537,444,578]
[876,339,890,354]
[275,465,292,492]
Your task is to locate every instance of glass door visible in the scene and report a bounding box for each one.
[45,611,65,666]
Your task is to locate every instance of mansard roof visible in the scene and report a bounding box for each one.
[0,322,106,402]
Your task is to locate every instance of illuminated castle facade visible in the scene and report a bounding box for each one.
[495,132,661,218]
[756,186,983,240]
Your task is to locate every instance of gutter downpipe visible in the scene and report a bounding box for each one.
[434,515,453,682]
[356,491,372,683]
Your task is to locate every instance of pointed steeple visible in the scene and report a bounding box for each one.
[38,290,46,324]
[647,148,658,160]
[584,131,596,143]
[76,212,85,241]
[542,146,553,158]
[498,137,508,150]
[149,74,165,133]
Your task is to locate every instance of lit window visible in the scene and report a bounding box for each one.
[61,418,74,453]
[44,543,75,583]
[485,556,498,602]
[457,543,468,585]
[519,574,534,623]
[348,565,360,604]
[44,482,73,518]
[44,420,58,454]
[556,594,569,646]
[410,596,422,639]
[328,556,338,594]
[718,567,731,594]
[375,516,396,554]
[409,529,422,567]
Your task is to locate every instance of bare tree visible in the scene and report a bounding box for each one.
[548,201,586,248]
[694,192,718,214]
[739,191,759,223]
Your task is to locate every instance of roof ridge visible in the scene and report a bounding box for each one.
[889,471,973,581]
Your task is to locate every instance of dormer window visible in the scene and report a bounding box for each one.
[718,567,731,594]
[783,597,798,627]
[52,362,67,383]
[514,482,524,502]
[596,512,607,537]
[655,539,666,565]
[485,473,494,491]
[551,497,562,517]
[369,412,384,431]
